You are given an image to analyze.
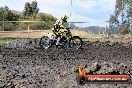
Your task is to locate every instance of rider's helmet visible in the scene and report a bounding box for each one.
[61,15,69,22]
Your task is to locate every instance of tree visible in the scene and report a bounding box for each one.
[29,13,57,30]
[109,0,132,34]
[23,1,39,19]
[0,6,20,31]
[23,2,32,19]
[118,24,129,35]
[127,0,132,28]
[37,13,56,22]
[109,15,117,25]
[115,0,122,16]
[31,1,39,19]
[2,6,9,21]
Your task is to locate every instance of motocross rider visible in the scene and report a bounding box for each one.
[52,15,69,45]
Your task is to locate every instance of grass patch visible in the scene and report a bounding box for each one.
[0,39,16,44]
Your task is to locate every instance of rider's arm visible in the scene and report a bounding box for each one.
[60,22,70,30]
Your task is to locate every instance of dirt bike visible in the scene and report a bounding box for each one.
[40,28,82,49]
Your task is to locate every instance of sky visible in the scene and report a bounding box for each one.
[0,0,116,27]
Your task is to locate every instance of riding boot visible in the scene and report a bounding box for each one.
[56,37,62,45]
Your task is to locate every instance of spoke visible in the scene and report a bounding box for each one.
[40,37,51,49]
[70,38,81,49]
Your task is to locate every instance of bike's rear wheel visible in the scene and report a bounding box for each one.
[40,36,51,49]
[69,36,82,49]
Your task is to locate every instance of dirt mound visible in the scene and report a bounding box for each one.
[0,39,132,88]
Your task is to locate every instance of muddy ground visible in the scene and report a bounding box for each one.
[0,39,132,88]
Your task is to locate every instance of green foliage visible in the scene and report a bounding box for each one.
[115,0,123,16]
[18,23,28,31]
[118,24,129,35]
[0,6,20,31]
[23,2,32,18]
[0,1,57,31]
[109,15,117,24]
[109,0,132,34]
[0,6,20,21]
[0,39,16,44]
[31,1,39,19]
[127,0,132,17]
[20,1,56,30]
[3,23,14,31]
[23,1,39,19]
[30,22,47,30]
[36,13,57,22]
[0,6,9,21]
[29,13,56,30]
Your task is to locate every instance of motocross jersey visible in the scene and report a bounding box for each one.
[52,19,68,36]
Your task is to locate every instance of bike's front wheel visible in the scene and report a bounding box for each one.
[40,36,51,49]
[69,36,82,49]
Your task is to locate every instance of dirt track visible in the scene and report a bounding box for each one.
[0,39,132,88]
